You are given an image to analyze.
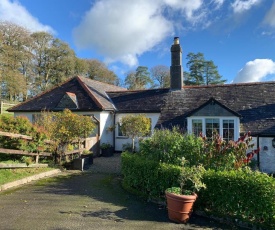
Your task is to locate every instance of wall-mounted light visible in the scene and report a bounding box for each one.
[272,138,275,148]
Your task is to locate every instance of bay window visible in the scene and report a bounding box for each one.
[188,117,238,141]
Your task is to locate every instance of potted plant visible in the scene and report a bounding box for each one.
[81,149,93,164]
[165,158,206,223]
[100,142,114,157]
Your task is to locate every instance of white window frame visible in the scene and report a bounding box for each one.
[187,116,240,141]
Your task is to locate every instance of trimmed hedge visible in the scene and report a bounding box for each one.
[121,152,181,199]
[199,169,275,229]
[121,152,275,229]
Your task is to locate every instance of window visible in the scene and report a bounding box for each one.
[32,114,41,124]
[192,119,202,136]
[223,119,234,141]
[206,118,220,138]
[189,117,237,141]
[117,122,124,137]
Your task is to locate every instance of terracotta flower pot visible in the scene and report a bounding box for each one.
[165,191,197,223]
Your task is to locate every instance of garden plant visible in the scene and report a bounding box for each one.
[121,128,274,229]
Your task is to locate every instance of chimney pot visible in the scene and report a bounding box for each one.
[174,37,179,45]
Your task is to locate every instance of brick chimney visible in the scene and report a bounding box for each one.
[170,37,183,90]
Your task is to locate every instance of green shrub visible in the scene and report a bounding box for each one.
[198,168,275,229]
[121,152,181,199]
[0,115,49,153]
[139,128,203,166]
[140,128,258,171]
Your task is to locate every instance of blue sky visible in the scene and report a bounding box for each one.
[1,0,275,84]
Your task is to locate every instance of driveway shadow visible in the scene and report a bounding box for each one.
[32,171,243,230]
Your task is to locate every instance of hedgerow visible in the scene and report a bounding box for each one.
[198,168,275,229]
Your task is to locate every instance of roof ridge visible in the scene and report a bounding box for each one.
[76,76,104,109]
[183,81,275,89]
[77,75,126,90]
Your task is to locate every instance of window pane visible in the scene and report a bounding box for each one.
[118,123,123,136]
[206,118,220,138]
[192,119,202,136]
[223,120,234,141]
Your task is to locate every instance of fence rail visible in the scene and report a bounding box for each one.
[0,101,16,114]
[0,131,85,164]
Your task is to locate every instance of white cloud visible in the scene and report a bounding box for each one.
[233,59,275,83]
[163,0,203,20]
[0,0,55,33]
[263,1,275,27]
[231,0,262,14]
[74,0,175,66]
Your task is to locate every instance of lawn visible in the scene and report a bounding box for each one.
[0,167,54,185]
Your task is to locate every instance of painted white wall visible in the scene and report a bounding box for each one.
[14,112,33,121]
[115,113,160,151]
[257,137,275,173]
[99,111,114,146]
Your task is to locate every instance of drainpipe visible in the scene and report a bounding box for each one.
[257,135,260,169]
[113,112,116,152]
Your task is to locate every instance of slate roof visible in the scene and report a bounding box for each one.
[108,88,169,112]
[9,76,126,112]
[9,75,275,136]
[108,81,275,136]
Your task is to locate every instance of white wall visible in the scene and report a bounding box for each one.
[14,112,33,121]
[99,111,114,145]
[115,113,160,151]
[257,137,275,173]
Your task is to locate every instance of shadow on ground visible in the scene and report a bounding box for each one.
[31,171,243,230]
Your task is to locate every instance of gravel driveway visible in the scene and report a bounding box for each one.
[0,154,244,230]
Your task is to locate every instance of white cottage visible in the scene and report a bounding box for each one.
[9,37,275,173]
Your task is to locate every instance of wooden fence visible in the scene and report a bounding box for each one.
[0,101,16,114]
[0,131,85,164]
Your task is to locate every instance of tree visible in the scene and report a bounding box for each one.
[119,114,151,152]
[0,21,31,101]
[150,65,170,88]
[84,59,119,85]
[35,109,96,163]
[185,52,226,85]
[124,66,153,90]
[31,32,76,94]
[185,52,205,85]
[204,61,226,85]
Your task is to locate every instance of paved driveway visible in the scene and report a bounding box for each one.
[0,154,243,230]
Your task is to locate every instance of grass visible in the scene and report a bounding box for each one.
[0,167,54,186]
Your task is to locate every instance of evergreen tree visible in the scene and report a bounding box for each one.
[185,52,226,85]
[124,66,152,90]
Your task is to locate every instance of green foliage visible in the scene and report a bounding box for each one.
[124,66,153,90]
[200,132,259,170]
[120,114,151,152]
[139,128,203,166]
[198,168,275,229]
[0,115,49,153]
[0,167,53,186]
[100,143,112,149]
[185,52,226,86]
[177,158,206,195]
[122,151,275,228]
[35,109,96,162]
[140,128,257,170]
[121,152,181,199]
[21,156,33,166]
